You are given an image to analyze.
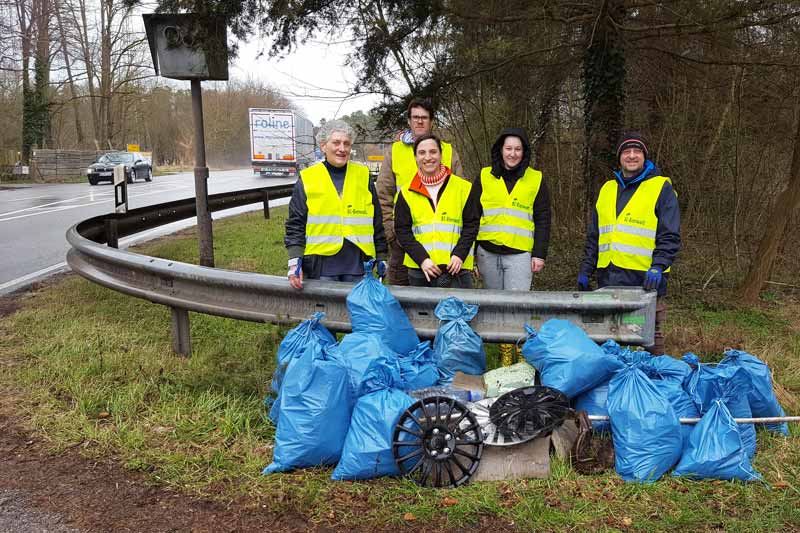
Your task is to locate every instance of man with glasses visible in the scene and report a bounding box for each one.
[376,98,465,285]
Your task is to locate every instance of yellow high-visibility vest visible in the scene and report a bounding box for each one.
[476,167,542,252]
[392,140,454,191]
[401,175,474,270]
[596,176,672,272]
[301,162,375,257]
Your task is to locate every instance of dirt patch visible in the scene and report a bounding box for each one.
[0,405,314,532]
[0,296,22,319]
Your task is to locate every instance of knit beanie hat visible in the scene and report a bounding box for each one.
[616,131,649,161]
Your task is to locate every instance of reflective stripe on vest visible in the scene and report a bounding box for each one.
[301,162,376,257]
[476,167,542,251]
[392,140,454,191]
[596,176,672,272]
[401,174,474,270]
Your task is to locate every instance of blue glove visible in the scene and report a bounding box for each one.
[577,273,590,291]
[643,266,662,291]
[376,260,387,278]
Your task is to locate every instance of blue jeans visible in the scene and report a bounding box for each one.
[318,274,363,283]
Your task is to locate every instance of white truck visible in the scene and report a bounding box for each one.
[249,108,316,178]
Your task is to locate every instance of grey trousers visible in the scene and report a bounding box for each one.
[476,247,532,290]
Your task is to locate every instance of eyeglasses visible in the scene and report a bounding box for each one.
[410,115,431,122]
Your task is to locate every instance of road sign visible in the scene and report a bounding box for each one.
[127,144,140,152]
[367,155,384,161]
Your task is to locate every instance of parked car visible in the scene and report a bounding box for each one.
[87,152,152,185]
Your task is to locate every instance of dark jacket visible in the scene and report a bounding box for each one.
[284,161,388,279]
[474,127,551,259]
[579,160,681,296]
[394,172,481,269]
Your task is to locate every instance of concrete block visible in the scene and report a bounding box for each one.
[471,436,550,481]
[550,419,579,460]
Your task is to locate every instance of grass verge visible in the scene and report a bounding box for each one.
[1,207,800,530]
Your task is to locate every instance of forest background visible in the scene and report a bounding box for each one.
[1,0,799,300]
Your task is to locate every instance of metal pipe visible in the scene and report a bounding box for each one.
[191,78,214,267]
[587,414,800,425]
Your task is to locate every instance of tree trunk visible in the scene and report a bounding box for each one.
[16,0,33,162]
[55,0,84,146]
[739,105,800,302]
[73,0,99,145]
[582,0,626,224]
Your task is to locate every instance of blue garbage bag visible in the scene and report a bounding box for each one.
[720,349,788,435]
[673,399,762,481]
[649,355,692,385]
[398,341,440,391]
[600,339,622,356]
[608,366,682,483]
[268,312,336,424]
[327,332,400,397]
[263,342,354,473]
[522,320,624,398]
[433,297,486,383]
[347,260,419,355]
[682,353,756,458]
[332,360,416,480]
[573,380,611,433]
[636,355,699,447]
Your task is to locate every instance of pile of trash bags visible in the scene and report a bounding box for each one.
[523,323,787,483]
[262,264,788,485]
[263,262,486,479]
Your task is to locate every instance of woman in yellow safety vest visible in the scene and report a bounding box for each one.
[394,134,481,288]
[284,120,388,289]
[474,128,551,365]
[474,128,551,290]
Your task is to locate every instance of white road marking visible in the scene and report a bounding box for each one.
[0,263,69,293]
[4,195,58,202]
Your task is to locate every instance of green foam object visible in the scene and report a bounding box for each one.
[484,362,537,398]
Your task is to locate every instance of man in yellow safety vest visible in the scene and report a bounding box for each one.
[376,98,465,285]
[577,131,681,355]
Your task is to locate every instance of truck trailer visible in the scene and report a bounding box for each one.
[249,108,315,178]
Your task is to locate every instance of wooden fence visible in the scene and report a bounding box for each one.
[31,149,113,182]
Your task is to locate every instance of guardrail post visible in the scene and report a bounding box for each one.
[105,218,119,248]
[170,307,192,356]
[262,190,270,219]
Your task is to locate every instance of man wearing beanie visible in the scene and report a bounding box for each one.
[577,131,681,355]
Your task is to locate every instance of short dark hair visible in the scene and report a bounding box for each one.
[413,133,442,154]
[407,97,435,121]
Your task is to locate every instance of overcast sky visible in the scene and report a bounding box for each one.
[229,35,384,125]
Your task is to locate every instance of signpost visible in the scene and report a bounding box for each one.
[143,13,229,268]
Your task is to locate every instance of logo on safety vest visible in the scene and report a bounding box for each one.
[511,198,531,210]
[623,213,646,226]
[347,205,368,216]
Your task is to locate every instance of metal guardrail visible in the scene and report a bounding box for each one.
[66,184,656,356]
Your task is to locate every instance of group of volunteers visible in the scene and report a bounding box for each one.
[284,98,680,356]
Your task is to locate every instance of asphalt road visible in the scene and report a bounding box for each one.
[0,169,296,294]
